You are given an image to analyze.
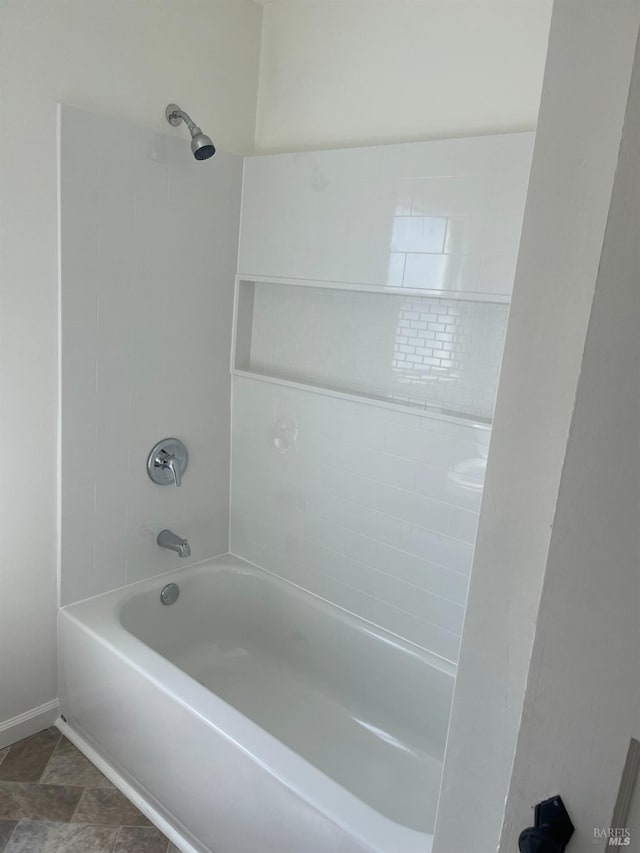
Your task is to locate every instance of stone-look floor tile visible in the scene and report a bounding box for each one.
[40,737,113,789]
[0,782,82,822]
[166,844,181,852]
[4,821,119,853]
[0,730,60,783]
[0,753,8,769]
[0,822,16,852]
[113,826,170,853]
[72,787,151,826]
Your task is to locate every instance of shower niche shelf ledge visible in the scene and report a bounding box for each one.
[236,274,511,303]
[233,277,508,423]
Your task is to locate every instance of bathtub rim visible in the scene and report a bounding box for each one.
[62,552,456,678]
[59,554,452,852]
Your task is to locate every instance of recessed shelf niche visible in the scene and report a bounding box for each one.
[234,278,509,422]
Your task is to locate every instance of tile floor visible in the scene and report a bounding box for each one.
[0,728,179,852]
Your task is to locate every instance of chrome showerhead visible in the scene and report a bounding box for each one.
[165,103,216,161]
[190,131,215,161]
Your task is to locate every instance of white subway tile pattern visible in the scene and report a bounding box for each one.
[391,296,509,419]
[230,375,491,662]
[239,133,534,295]
[60,105,243,604]
[232,135,529,660]
[242,283,507,420]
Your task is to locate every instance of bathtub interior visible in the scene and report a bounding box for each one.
[119,563,455,834]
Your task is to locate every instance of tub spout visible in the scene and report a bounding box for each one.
[157,529,191,558]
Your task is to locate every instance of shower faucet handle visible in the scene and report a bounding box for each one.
[159,451,181,487]
[147,438,188,488]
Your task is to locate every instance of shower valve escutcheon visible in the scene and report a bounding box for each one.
[147,438,188,487]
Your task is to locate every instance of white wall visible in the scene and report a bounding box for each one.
[433,3,640,851]
[0,1,261,729]
[255,0,552,152]
[498,23,640,850]
[59,105,243,605]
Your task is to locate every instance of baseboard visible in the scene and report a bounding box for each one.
[55,718,203,853]
[0,699,60,749]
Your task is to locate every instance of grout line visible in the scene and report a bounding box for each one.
[245,475,476,556]
[372,565,468,610]
[289,523,468,607]
[312,454,481,519]
[111,824,122,853]
[2,820,17,852]
[1,733,170,850]
[36,734,62,784]
[68,784,85,824]
[252,539,462,641]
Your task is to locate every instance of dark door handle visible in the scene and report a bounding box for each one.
[518,796,574,853]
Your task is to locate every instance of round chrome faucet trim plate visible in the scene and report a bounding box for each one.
[147,438,188,487]
[160,583,180,606]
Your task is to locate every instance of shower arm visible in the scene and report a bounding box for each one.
[166,106,200,134]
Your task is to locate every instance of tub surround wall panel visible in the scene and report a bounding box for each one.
[60,105,242,605]
[238,134,534,293]
[230,375,488,662]
[231,134,533,661]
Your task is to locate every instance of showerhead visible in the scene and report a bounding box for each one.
[165,103,216,161]
[190,132,216,161]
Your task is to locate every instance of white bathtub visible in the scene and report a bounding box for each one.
[58,556,454,853]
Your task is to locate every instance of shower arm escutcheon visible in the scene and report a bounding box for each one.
[147,438,188,488]
[166,104,198,132]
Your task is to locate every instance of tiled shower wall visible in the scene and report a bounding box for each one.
[59,105,242,604]
[391,296,509,419]
[231,376,488,662]
[231,134,533,661]
[238,133,534,293]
